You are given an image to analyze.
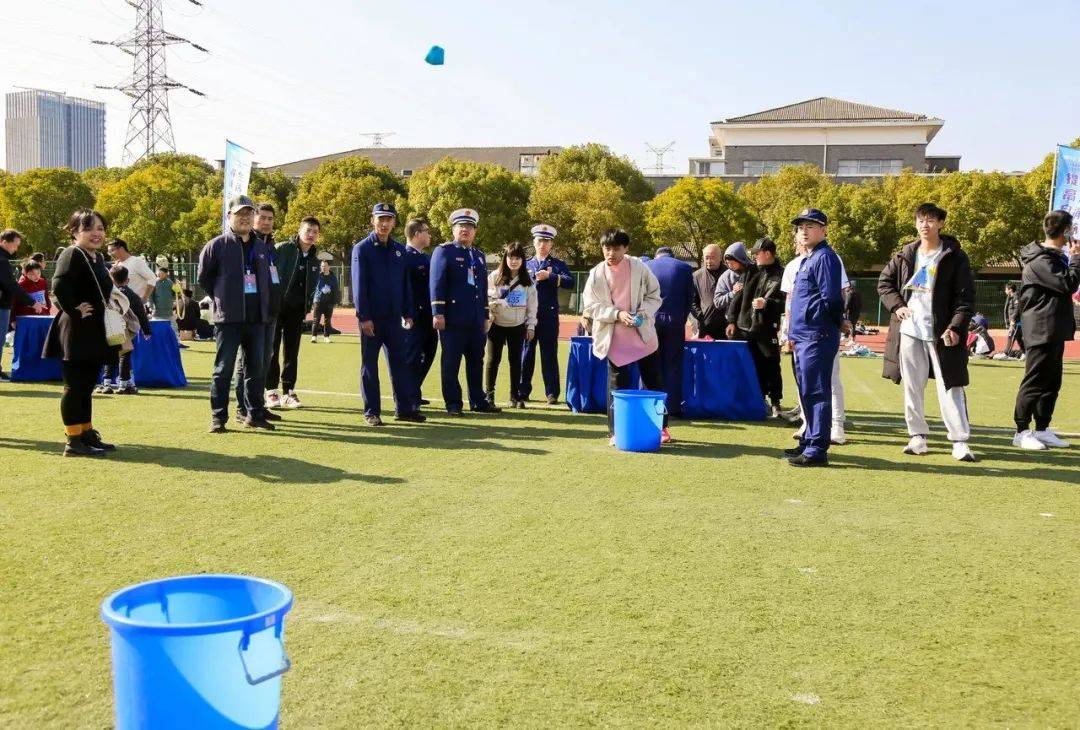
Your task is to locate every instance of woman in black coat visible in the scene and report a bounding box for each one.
[44,209,118,457]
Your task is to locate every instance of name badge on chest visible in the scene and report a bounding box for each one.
[269,265,280,285]
[244,272,257,294]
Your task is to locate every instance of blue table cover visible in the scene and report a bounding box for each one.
[10,316,186,387]
[566,336,766,420]
[681,340,767,420]
[10,315,62,382]
[131,319,187,388]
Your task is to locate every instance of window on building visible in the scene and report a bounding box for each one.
[519,153,551,176]
[837,159,904,176]
[742,160,796,176]
[401,169,413,178]
[694,160,725,177]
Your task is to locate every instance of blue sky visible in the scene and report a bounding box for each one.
[2,0,1076,173]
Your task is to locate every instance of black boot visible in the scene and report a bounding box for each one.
[64,435,105,457]
[82,429,116,451]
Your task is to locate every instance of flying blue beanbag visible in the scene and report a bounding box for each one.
[425,46,445,65]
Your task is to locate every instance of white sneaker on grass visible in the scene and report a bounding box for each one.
[323,336,331,343]
[1033,430,1070,448]
[282,391,303,409]
[265,390,281,409]
[310,335,317,343]
[830,426,846,445]
[1013,430,1047,450]
[903,434,929,455]
[952,442,976,462]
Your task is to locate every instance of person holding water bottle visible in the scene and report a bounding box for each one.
[582,228,671,445]
[485,242,537,407]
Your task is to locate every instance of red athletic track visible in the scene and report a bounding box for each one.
[327,310,1080,360]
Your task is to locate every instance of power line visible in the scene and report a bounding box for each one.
[359,132,396,147]
[93,0,208,164]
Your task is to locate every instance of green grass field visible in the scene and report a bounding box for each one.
[2,338,1078,727]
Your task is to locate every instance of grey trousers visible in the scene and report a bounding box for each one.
[898,333,970,442]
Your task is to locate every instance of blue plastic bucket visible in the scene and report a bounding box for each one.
[613,389,667,452]
[101,574,294,730]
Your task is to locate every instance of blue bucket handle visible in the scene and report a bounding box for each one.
[238,619,291,685]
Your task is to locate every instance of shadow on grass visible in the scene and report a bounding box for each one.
[0,437,403,486]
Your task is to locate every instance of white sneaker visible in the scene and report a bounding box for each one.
[952,441,976,462]
[1033,430,1070,448]
[282,391,303,409]
[903,434,929,455]
[830,426,846,445]
[323,336,331,343]
[310,336,317,343]
[1013,430,1047,450]
[265,390,281,409]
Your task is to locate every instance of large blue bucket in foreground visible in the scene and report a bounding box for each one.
[613,389,667,452]
[101,574,294,730]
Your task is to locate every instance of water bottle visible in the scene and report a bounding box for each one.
[632,312,644,328]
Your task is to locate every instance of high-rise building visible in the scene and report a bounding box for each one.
[5,89,106,173]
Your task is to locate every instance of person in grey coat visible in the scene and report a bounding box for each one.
[712,241,752,338]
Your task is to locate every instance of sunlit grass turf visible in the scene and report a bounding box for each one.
[1,338,1078,727]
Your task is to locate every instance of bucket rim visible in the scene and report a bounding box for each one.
[611,389,666,399]
[101,574,294,635]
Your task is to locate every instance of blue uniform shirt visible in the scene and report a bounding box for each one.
[404,245,433,318]
[351,232,414,322]
[645,254,694,323]
[430,241,489,327]
[526,255,572,321]
[788,240,844,342]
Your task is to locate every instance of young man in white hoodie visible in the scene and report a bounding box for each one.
[582,229,670,444]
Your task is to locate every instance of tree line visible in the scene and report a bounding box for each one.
[0,139,1073,271]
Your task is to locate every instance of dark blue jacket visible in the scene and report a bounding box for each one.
[404,245,433,318]
[645,253,694,326]
[788,241,843,342]
[430,241,488,327]
[351,232,414,322]
[196,231,272,324]
[526,255,572,321]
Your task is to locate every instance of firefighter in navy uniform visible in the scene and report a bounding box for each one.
[520,224,572,404]
[429,208,501,416]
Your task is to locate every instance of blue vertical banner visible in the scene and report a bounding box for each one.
[1051,144,1080,239]
[222,139,254,232]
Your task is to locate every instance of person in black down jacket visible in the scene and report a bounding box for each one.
[1011,209,1080,450]
[43,209,119,457]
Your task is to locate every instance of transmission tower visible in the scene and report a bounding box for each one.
[645,141,676,175]
[94,1,208,164]
[360,132,396,147]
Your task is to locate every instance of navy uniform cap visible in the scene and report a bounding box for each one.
[791,208,828,226]
[372,202,397,218]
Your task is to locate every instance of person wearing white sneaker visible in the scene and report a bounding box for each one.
[1012,210,1080,450]
[1013,430,1047,450]
[282,391,302,409]
[878,203,976,462]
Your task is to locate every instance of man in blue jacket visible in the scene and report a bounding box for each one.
[520,224,572,404]
[403,217,437,410]
[430,208,500,416]
[196,195,275,433]
[351,202,423,426]
[784,208,843,467]
[645,246,694,417]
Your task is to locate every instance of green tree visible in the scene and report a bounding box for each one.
[644,177,758,260]
[173,193,224,256]
[0,168,94,252]
[823,180,903,270]
[82,166,130,197]
[408,157,530,252]
[536,143,655,203]
[737,165,834,261]
[249,169,297,222]
[283,156,407,260]
[528,179,644,265]
[96,164,201,256]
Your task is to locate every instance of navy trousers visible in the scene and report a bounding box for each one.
[404,317,438,409]
[654,316,686,416]
[440,323,487,412]
[520,314,560,399]
[235,318,276,417]
[793,331,839,460]
[211,322,267,424]
[360,315,415,417]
